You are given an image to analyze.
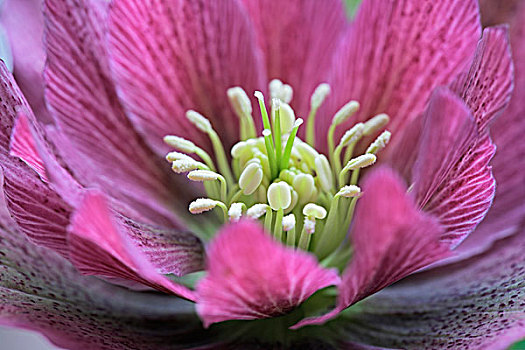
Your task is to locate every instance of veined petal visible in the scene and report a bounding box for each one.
[293,168,449,328]
[44,0,193,228]
[68,191,196,301]
[331,224,525,349]
[323,0,481,149]
[196,220,340,327]
[412,88,496,248]
[108,0,266,154]
[240,0,348,118]
[451,26,514,131]
[0,226,212,349]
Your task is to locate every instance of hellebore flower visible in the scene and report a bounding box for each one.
[0,0,524,349]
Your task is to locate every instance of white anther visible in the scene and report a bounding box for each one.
[304,216,317,234]
[189,198,218,214]
[186,110,212,133]
[344,154,377,171]
[247,203,268,219]
[187,170,220,182]
[267,182,292,211]
[239,162,263,195]
[293,118,304,128]
[228,203,244,222]
[332,100,360,126]
[281,84,293,104]
[293,173,315,204]
[339,123,365,147]
[254,90,265,101]
[303,203,327,219]
[310,83,331,110]
[227,87,252,117]
[363,113,390,136]
[171,159,204,173]
[262,129,272,137]
[366,130,391,154]
[295,141,319,168]
[314,154,334,192]
[269,79,283,100]
[282,214,296,232]
[163,135,196,153]
[337,185,362,198]
[279,103,296,134]
[166,151,194,162]
[285,189,298,214]
[231,141,249,158]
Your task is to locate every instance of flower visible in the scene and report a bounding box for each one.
[0,0,524,349]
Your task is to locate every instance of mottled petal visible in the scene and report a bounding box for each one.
[196,220,340,327]
[120,216,204,276]
[332,225,525,349]
[0,226,213,349]
[1,158,71,257]
[293,168,449,328]
[451,26,514,130]
[240,0,348,118]
[322,0,481,148]
[44,0,192,227]
[0,0,49,122]
[68,191,196,301]
[108,0,265,154]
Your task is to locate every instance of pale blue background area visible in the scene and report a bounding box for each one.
[0,327,58,350]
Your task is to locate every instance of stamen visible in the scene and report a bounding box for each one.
[328,101,360,173]
[246,203,268,219]
[171,159,207,173]
[336,185,362,198]
[164,135,216,171]
[239,162,263,195]
[269,79,293,104]
[262,129,278,179]
[292,173,316,205]
[272,99,283,168]
[278,103,296,134]
[283,213,297,247]
[366,130,391,154]
[298,217,316,250]
[187,170,227,202]
[303,203,327,220]
[339,154,377,186]
[189,198,228,221]
[267,182,292,211]
[306,83,331,146]
[227,87,256,140]
[228,202,245,222]
[185,111,234,185]
[280,119,304,171]
[314,155,334,193]
[333,123,364,180]
[362,113,390,136]
[166,151,194,162]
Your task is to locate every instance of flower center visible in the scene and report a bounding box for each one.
[164,80,391,260]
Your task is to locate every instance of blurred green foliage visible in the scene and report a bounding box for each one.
[510,340,525,350]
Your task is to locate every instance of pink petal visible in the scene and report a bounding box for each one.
[413,88,478,208]
[0,225,209,350]
[333,224,525,349]
[44,0,193,228]
[107,0,266,154]
[436,3,525,263]
[240,0,348,118]
[293,168,450,328]
[321,0,481,149]
[451,26,514,130]
[9,111,47,182]
[0,0,50,122]
[196,220,340,327]
[68,191,196,301]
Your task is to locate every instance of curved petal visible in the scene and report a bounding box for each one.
[68,191,196,301]
[108,0,266,154]
[412,88,496,247]
[450,26,514,131]
[293,168,449,328]
[196,220,340,327]
[331,224,525,350]
[239,0,348,118]
[320,0,481,149]
[448,2,525,262]
[0,0,49,122]
[0,225,215,349]
[44,0,193,228]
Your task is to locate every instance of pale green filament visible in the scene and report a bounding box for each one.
[165,83,389,263]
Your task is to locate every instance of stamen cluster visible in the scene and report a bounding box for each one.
[164,80,391,260]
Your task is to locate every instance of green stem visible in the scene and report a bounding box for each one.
[274,208,284,242]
